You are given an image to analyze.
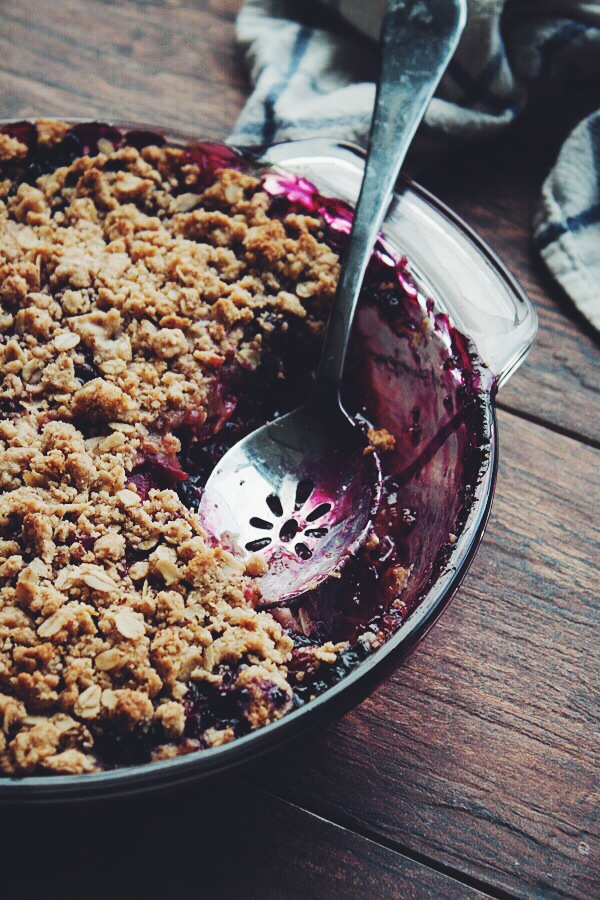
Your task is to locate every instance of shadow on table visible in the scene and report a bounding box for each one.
[8,770,314,899]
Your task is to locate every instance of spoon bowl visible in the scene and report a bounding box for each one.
[200,400,381,606]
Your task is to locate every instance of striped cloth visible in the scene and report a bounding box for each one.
[229,0,600,332]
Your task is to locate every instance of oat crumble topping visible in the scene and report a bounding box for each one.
[0,121,345,775]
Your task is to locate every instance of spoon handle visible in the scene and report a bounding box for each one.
[314,0,467,400]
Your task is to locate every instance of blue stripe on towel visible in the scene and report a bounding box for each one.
[535,202,600,249]
[262,25,313,144]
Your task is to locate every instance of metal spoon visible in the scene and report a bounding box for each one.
[199,0,467,606]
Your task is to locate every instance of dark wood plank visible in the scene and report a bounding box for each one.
[420,128,600,445]
[0,0,247,138]
[6,781,485,900]
[247,410,600,899]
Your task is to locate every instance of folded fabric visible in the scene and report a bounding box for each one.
[230,0,600,333]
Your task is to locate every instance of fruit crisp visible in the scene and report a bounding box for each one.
[0,120,350,775]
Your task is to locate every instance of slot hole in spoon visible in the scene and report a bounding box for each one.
[305,526,328,539]
[306,502,332,523]
[295,543,313,560]
[250,517,273,530]
[279,519,299,542]
[295,479,314,509]
[245,537,272,552]
[266,493,283,517]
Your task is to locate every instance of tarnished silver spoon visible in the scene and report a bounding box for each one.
[199,0,467,606]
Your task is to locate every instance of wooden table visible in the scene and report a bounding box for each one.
[3,2,598,897]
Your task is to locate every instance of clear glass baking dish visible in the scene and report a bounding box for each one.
[0,123,537,801]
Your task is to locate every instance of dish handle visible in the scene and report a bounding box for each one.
[250,138,538,389]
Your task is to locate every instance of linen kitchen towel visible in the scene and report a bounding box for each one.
[230,0,600,332]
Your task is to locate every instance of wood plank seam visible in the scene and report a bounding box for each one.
[496,401,600,451]
[241,778,517,900]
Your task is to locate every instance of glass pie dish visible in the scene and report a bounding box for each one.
[0,121,536,801]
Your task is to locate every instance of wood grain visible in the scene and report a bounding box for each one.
[0,0,247,137]
[6,781,485,900]
[247,410,599,898]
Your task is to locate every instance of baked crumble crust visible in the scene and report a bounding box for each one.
[0,121,344,775]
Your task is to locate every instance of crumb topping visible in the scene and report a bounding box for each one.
[367,427,396,453]
[0,121,342,775]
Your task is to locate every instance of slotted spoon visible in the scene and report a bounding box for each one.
[199,0,467,605]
